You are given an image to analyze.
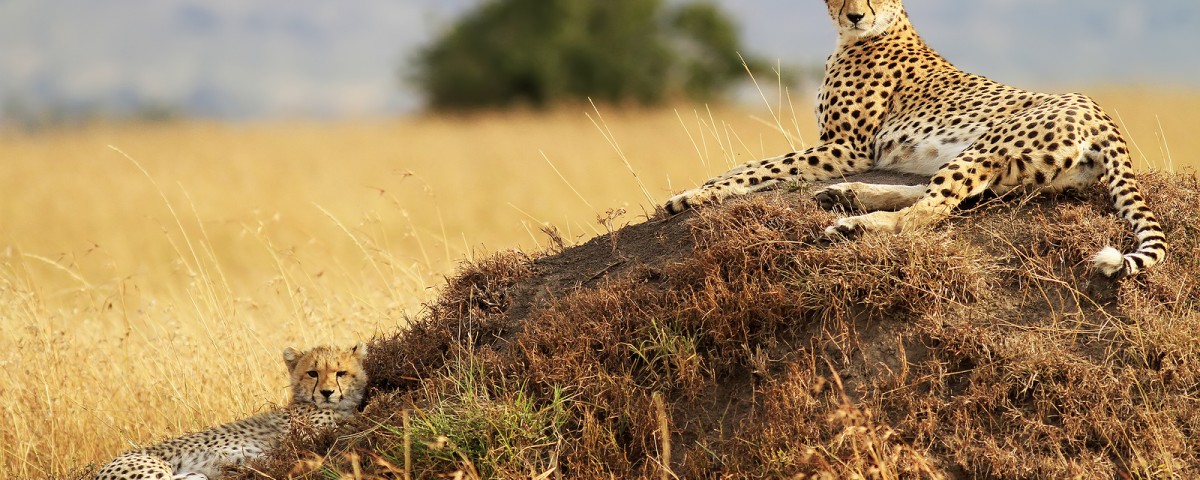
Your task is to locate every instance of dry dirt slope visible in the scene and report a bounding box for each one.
[242,172,1198,479]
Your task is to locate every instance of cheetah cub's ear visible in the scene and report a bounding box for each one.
[350,342,368,360]
[283,346,301,372]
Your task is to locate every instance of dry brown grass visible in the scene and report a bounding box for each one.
[0,89,1197,478]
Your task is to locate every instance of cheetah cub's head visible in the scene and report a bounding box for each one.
[283,343,368,412]
[825,0,903,39]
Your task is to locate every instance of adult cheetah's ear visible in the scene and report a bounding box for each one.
[283,347,301,372]
[351,342,367,360]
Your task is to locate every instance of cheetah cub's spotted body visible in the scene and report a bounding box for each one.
[95,344,368,480]
[665,0,1166,276]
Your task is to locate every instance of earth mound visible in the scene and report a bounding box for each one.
[244,172,1198,479]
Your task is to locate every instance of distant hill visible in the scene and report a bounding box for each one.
[2,0,1198,120]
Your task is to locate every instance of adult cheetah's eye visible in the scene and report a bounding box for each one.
[336,371,347,377]
[306,370,318,378]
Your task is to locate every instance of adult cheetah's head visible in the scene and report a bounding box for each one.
[825,0,903,39]
[283,343,368,412]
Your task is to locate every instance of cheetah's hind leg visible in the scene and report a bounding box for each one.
[814,182,927,213]
[95,452,177,480]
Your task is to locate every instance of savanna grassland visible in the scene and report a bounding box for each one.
[1,89,1197,479]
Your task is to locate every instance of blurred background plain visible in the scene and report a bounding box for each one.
[2,0,1198,122]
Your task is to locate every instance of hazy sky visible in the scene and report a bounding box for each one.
[1,0,1198,119]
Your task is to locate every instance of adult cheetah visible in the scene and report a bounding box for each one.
[95,343,368,480]
[664,0,1166,277]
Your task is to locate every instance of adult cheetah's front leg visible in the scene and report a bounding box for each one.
[665,142,871,214]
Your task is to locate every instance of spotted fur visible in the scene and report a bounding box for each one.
[95,344,368,480]
[664,0,1166,276]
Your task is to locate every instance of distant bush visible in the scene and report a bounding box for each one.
[410,0,769,110]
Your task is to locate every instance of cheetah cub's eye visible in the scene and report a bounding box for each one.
[306,370,319,378]
[336,371,348,377]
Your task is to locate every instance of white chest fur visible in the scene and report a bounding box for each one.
[874,128,986,175]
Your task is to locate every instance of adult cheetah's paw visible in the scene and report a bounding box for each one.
[813,184,862,212]
[664,190,697,215]
[823,218,865,240]
[664,184,740,215]
[823,211,903,238]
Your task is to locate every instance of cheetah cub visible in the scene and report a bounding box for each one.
[96,343,368,480]
[665,0,1166,276]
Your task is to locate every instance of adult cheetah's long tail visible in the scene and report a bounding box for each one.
[1089,140,1167,277]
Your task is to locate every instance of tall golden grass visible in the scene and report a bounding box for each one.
[0,90,1196,478]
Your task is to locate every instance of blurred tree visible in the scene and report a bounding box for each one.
[411,0,769,110]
